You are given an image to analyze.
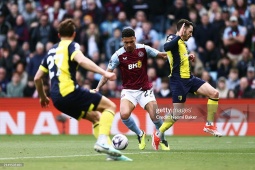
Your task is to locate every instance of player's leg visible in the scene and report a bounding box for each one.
[151,80,186,150]
[196,82,222,137]
[85,111,111,144]
[139,90,170,150]
[120,99,146,149]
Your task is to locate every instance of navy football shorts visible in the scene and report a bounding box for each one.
[170,75,205,103]
[52,87,102,119]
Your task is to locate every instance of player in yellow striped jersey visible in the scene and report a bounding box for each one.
[34,19,132,161]
[152,19,222,150]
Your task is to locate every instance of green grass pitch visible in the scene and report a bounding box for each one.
[0,135,254,170]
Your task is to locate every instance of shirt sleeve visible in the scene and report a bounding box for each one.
[39,56,48,73]
[107,52,120,70]
[69,42,82,61]
[144,45,159,57]
[164,35,181,51]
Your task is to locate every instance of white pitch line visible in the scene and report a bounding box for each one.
[0,152,158,160]
[0,151,254,160]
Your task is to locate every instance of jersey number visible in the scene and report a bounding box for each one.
[47,54,64,79]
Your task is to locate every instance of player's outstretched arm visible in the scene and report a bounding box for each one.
[73,52,116,81]
[156,52,168,60]
[34,70,50,108]
[95,68,114,92]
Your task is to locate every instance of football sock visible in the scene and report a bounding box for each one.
[99,109,114,136]
[207,98,219,124]
[93,122,99,138]
[122,116,142,136]
[158,116,175,138]
[153,119,165,141]
[93,122,112,145]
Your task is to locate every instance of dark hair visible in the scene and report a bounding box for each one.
[122,28,135,38]
[176,19,193,31]
[58,19,76,37]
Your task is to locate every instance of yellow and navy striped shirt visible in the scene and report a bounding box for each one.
[39,40,81,97]
[164,34,191,79]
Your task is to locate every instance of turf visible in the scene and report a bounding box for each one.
[0,135,254,170]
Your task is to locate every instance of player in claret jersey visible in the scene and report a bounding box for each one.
[96,28,170,150]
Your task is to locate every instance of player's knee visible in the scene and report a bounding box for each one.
[107,101,116,113]
[120,111,130,120]
[210,89,219,99]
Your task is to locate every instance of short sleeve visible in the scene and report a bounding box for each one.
[107,52,120,70]
[144,45,159,57]
[69,42,82,61]
[39,56,48,73]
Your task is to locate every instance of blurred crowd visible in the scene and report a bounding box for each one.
[0,0,255,99]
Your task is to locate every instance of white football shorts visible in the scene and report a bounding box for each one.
[120,89,156,108]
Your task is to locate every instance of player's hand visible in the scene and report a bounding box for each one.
[188,54,195,62]
[40,96,50,108]
[93,88,99,92]
[104,71,116,81]
[177,23,185,37]
[159,52,168,60]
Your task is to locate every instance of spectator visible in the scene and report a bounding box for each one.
[0,10,11,47]
[116,11,129,30]
[29,14,55,51]
[234,0,249,25]
[227,89,236,98]
[83,0,103,25]
[99,12,120,44]
[195,0,208,17]
[83,23,101,58]
[208,1,222,23]
[130,18,143,42]
[223,15,247,66]
[47,0,66,22]
[0,86,6,97]
[134,10,147,28]
[21,0,36,27]
[217,56,232,78]
[166,0,189,25]
[104,0,124,20]
[5,3,19,27]
[15,61,28,86]
[106,28,122,60]
[216,76,229,98]
[223,0,236,14]
[139,21,160,49]
[246,66,255,85]
[7,71,25,97]
[147,67,161,93]
[0,47,12,80]
[201,70,216,88]
[125,0,149,19]
[202,40,221,71]
[226,68,240,90]
[27,42,45,78]
[237,47,254,78]
[157,77,171,98]
[234,77,255,98]
[194,13,216,60]
[0,67,8,93]
[155,58,170,78]
[14,15,29,46]
[23,76,36,97]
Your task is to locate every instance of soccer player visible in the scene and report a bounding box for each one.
[96,28,170,150]
[151,19,222,150]
[34,19,132,161]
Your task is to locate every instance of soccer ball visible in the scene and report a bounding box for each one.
[112,134,128,150]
